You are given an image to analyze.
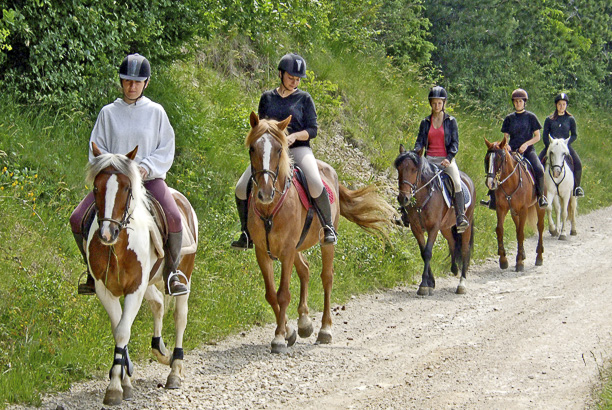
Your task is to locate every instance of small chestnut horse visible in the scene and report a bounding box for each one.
[245,112,394,353]
[544,138,577,239]
[395,145,475,295]
[484,136,544,271]
[86,143,198,405]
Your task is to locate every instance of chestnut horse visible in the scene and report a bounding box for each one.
[86,143,198,405]
[245,112,394,353]
[394,145,475,296]
[484,136,544,271]
[544,138,577,239]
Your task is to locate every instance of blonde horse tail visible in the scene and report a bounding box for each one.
[338,184,396,239]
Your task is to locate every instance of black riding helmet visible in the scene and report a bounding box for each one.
[554,93,569,104]
[428,86,447,100]
[278,53,307,78]
[119,54,151,82]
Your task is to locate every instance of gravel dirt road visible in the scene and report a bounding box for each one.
[13,206,612,409]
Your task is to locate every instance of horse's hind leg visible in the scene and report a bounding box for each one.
[294,253,313,339]
[513,210,526,272]
[316,245,335,345]
[145,285,171,365]
[535,207,545,266]
[569,196,577,236]
[166,293,189,389]
[558,195,570,240]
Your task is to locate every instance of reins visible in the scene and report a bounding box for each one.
[547,153,568,197]
[398,158,444,226]
[487,150,526,211]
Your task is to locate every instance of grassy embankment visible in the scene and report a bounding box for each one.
[1,47,611,407]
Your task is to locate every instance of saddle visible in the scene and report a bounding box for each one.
[81,188,197,260]
[434,171,472,211]
[512,153,535,186]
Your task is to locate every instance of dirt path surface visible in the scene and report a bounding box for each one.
[15,207,612,409]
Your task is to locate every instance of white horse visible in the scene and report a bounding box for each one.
[544,138,577,240]
[86,143,198,405]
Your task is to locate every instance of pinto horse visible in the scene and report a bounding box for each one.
[245,112,394,353]
[484,136,544,271]
[394,145,475,295]
[544,138,577,239]
[86,143,198,405]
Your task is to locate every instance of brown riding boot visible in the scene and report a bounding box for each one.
[163,231,189,296]
[74,232,96,295]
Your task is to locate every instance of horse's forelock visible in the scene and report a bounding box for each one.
[246,119,292,181]
[87,154,145,201]
[394,151,420,171]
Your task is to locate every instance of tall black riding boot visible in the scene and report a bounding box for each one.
[480,189,496,210]
[454,191,469,234]
[231,196,253,249]
[74,232,96,295]
[536,175,548,208]
[312,190,338,245]
[574,168,584,197]
[164,231,189,296]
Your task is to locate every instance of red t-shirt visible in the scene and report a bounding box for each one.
[427,123,447,157]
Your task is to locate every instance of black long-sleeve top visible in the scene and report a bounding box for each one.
[258,88,318,149]
[542,114,577,148]
[414,113,459,162]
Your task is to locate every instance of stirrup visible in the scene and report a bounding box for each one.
[320,225,338,246]
[574,186,584,197]
[231,231,253,250]
[456,217,469,233]
[77,272,96,295]
[167,270,190,296]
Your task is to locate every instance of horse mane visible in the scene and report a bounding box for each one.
[245,118,293,182]
[394,150,437,180]
[86,153,147,206]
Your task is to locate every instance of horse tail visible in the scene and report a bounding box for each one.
[338,184,395,238]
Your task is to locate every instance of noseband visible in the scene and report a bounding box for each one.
[96,169,134,230]
[485,149,520,186]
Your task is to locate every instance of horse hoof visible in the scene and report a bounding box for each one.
[558,234,567,241]
[570,230,577,236]
[456,285,466,295]
[451,265,458,276]
[429,288,434,296]
[298,322,313,339]
[103,389,123,406]
[286,327,297,347]
[165,374,182,389]
[122,386,133,400]
[417,286,430,296]
[271,341,287,354]
[500,260,509,270]
[549,230,558,237]
[535,258,543,266]
[516,264,524,272]
[315,329,332,345]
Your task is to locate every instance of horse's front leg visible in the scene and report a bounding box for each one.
[514,209,527,272]
[294,252,313,339]
[495,208,509,269]
[418,229,438,296]
[255,246,282,353]
[558,194,570,240]
[274,252,296,352]
[317,244,335,344]
[145,284,171,365]
[547,195,558,236]
[166,293,189,389]
[535,207,545,266]
[569,196,578,236]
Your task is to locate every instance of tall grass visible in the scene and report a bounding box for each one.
[1,44,611,407]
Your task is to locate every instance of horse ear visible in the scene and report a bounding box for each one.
[278,115,292,132]
[500,135,508,149]
[399,144,406,154]
[416,147,425,157]
[91,141,102,157]
[484,137,493,149]
[250,111,259,128]
[126,146,138,160]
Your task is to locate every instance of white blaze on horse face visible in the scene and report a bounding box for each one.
[261,133,274,185]
[486,153,496,190]
[100,175,119,241]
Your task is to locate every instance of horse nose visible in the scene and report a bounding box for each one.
[397,193,407,207]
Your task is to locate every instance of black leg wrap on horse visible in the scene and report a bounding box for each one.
[171,347,184,365]
[109,345,133,380]
[151,336,162,351]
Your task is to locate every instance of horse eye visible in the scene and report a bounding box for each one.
[93,187,98,193]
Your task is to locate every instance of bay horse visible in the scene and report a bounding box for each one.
[86,142,198,405]
[394,145,475,296]
[484,136,545,271]
[544,138,577,239]
[245,112,394,353]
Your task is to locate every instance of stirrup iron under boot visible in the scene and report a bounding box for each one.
[164,231,189,296]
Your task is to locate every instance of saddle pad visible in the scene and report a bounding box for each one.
[149,189,198,259]
[293,173,335,210]
[437,174,472,211]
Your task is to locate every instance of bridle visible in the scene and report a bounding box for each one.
[485,149,524,209]
[95,169,134,231]
[398,156,443,215]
